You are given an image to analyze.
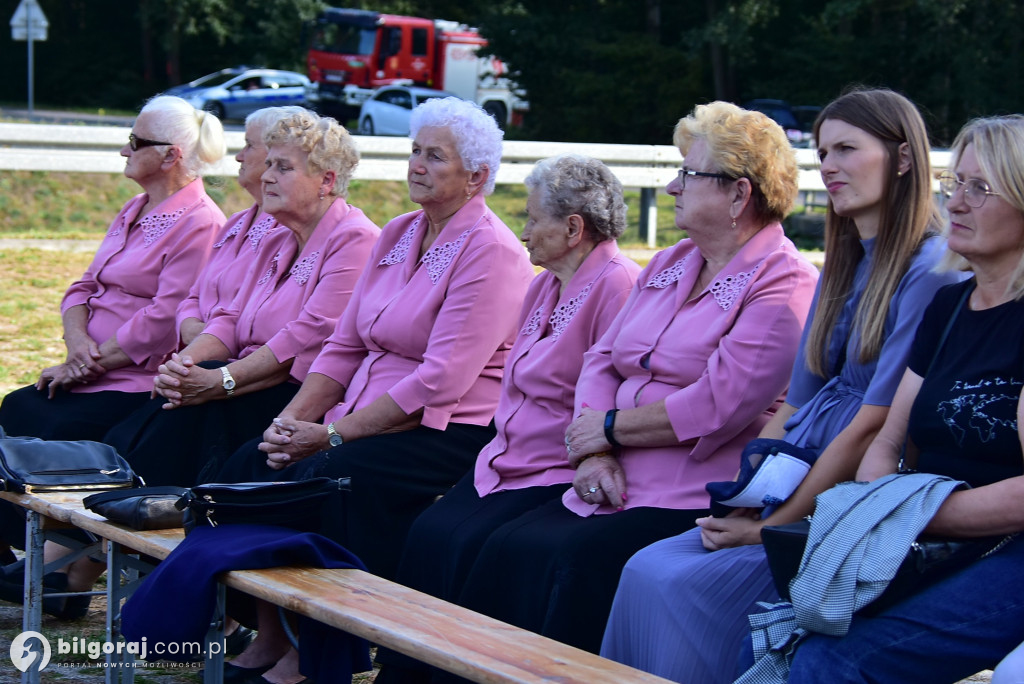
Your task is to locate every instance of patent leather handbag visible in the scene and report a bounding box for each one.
[176,477,351,533]
[84,486,189,531]
[761,518,1017,614]
[0,437,139,493]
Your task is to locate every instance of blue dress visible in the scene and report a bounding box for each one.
[599,236,966,684]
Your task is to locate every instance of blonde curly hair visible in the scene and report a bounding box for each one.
[264,111,359,198]
[673,101,798,224]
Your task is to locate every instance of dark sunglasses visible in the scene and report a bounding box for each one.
[128,133,172,151]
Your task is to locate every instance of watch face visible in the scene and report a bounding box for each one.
[329,434,343,447]
[223,378,236,390]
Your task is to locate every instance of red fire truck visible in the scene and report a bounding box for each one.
[304,8,526,127]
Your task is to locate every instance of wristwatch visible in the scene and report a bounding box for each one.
[327,422,344,447]
[220,366,236,396]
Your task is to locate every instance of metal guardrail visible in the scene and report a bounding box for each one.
[0,123,952,247]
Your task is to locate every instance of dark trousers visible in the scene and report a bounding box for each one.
[0,385,148,442]
[217,422,495,581]
[104,379,299,487]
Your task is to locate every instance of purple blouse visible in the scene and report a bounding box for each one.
[175,204,283,333]
[202,199,380,382]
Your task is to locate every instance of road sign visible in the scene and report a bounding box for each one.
[10,0,48,41]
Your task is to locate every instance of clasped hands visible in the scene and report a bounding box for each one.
[37,333,105,398]
[259,416,328,470]
[152,353,221,408]
[566,407,627,508]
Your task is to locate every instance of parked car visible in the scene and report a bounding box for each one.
[743,99,819,147]
[357,86,455,136]
[165,67,310,121]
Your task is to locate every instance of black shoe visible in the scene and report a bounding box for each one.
[222,662,272,684]
[0,570,91,620]
[226,626,256,656]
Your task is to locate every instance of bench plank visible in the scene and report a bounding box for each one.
[0,491,674,684]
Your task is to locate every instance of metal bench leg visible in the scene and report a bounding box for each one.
[106,541,136,684]
[203,583,226,684]
[19,509,44,684]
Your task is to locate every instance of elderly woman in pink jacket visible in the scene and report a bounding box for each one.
[174,106,305,347]
[416,102,821,669]
[218,97,533,684]
[373,153,641,684]
[104,110,380,488]
[0,95,225,441]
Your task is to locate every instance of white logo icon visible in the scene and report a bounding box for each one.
[10,631,50,672]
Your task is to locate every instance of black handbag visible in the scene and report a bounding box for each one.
[761,518,1017,614]
[83,486,189,531]
[175,477,351,533]
[0,437,139,493]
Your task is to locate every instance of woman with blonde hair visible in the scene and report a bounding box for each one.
[105,109,379,487]
[600,88,966,683]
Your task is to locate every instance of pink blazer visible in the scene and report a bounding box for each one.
[475,240,640,495]
[565,224,819,516]
[310,193,535,429]
[61,179,225,393]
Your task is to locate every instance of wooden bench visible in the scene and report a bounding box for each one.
[1,491,674,684]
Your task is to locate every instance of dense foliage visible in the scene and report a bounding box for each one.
[1,0,1021,145]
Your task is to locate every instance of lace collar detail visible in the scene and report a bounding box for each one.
[379,224,417,266]
[709,265,761,311]
[108,206,186,246]
[246,216,278,253]
[422,229,472,284]
[550,284,593,339]
[213,215,246,249]
[520,305,546,337]
[258,250,321,287]
[646,250,695,289]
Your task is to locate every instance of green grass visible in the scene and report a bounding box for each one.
[0,171,682,248]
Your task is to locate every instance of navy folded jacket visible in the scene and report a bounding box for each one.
[122,523,371,682]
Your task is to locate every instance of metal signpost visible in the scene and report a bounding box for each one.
[10,0,49,115]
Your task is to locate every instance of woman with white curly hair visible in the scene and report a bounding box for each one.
[216,97,533,684]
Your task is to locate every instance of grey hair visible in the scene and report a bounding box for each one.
[409,97,503,195]
[523,154,628,241]
[245,106,310,143]
[264,111,359,199]
[140,95,226,178]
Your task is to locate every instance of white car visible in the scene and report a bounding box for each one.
[165,67,310,122]
[357,86,455,136]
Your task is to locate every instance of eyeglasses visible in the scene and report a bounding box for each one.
[677,167,736,191]
[128,133,172,151]
[938,172,1000,208]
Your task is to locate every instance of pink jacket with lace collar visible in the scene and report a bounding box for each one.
[310,193,535,429]
[474,240,640,495]
[61,178,225,393]
[564,224,819,515]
